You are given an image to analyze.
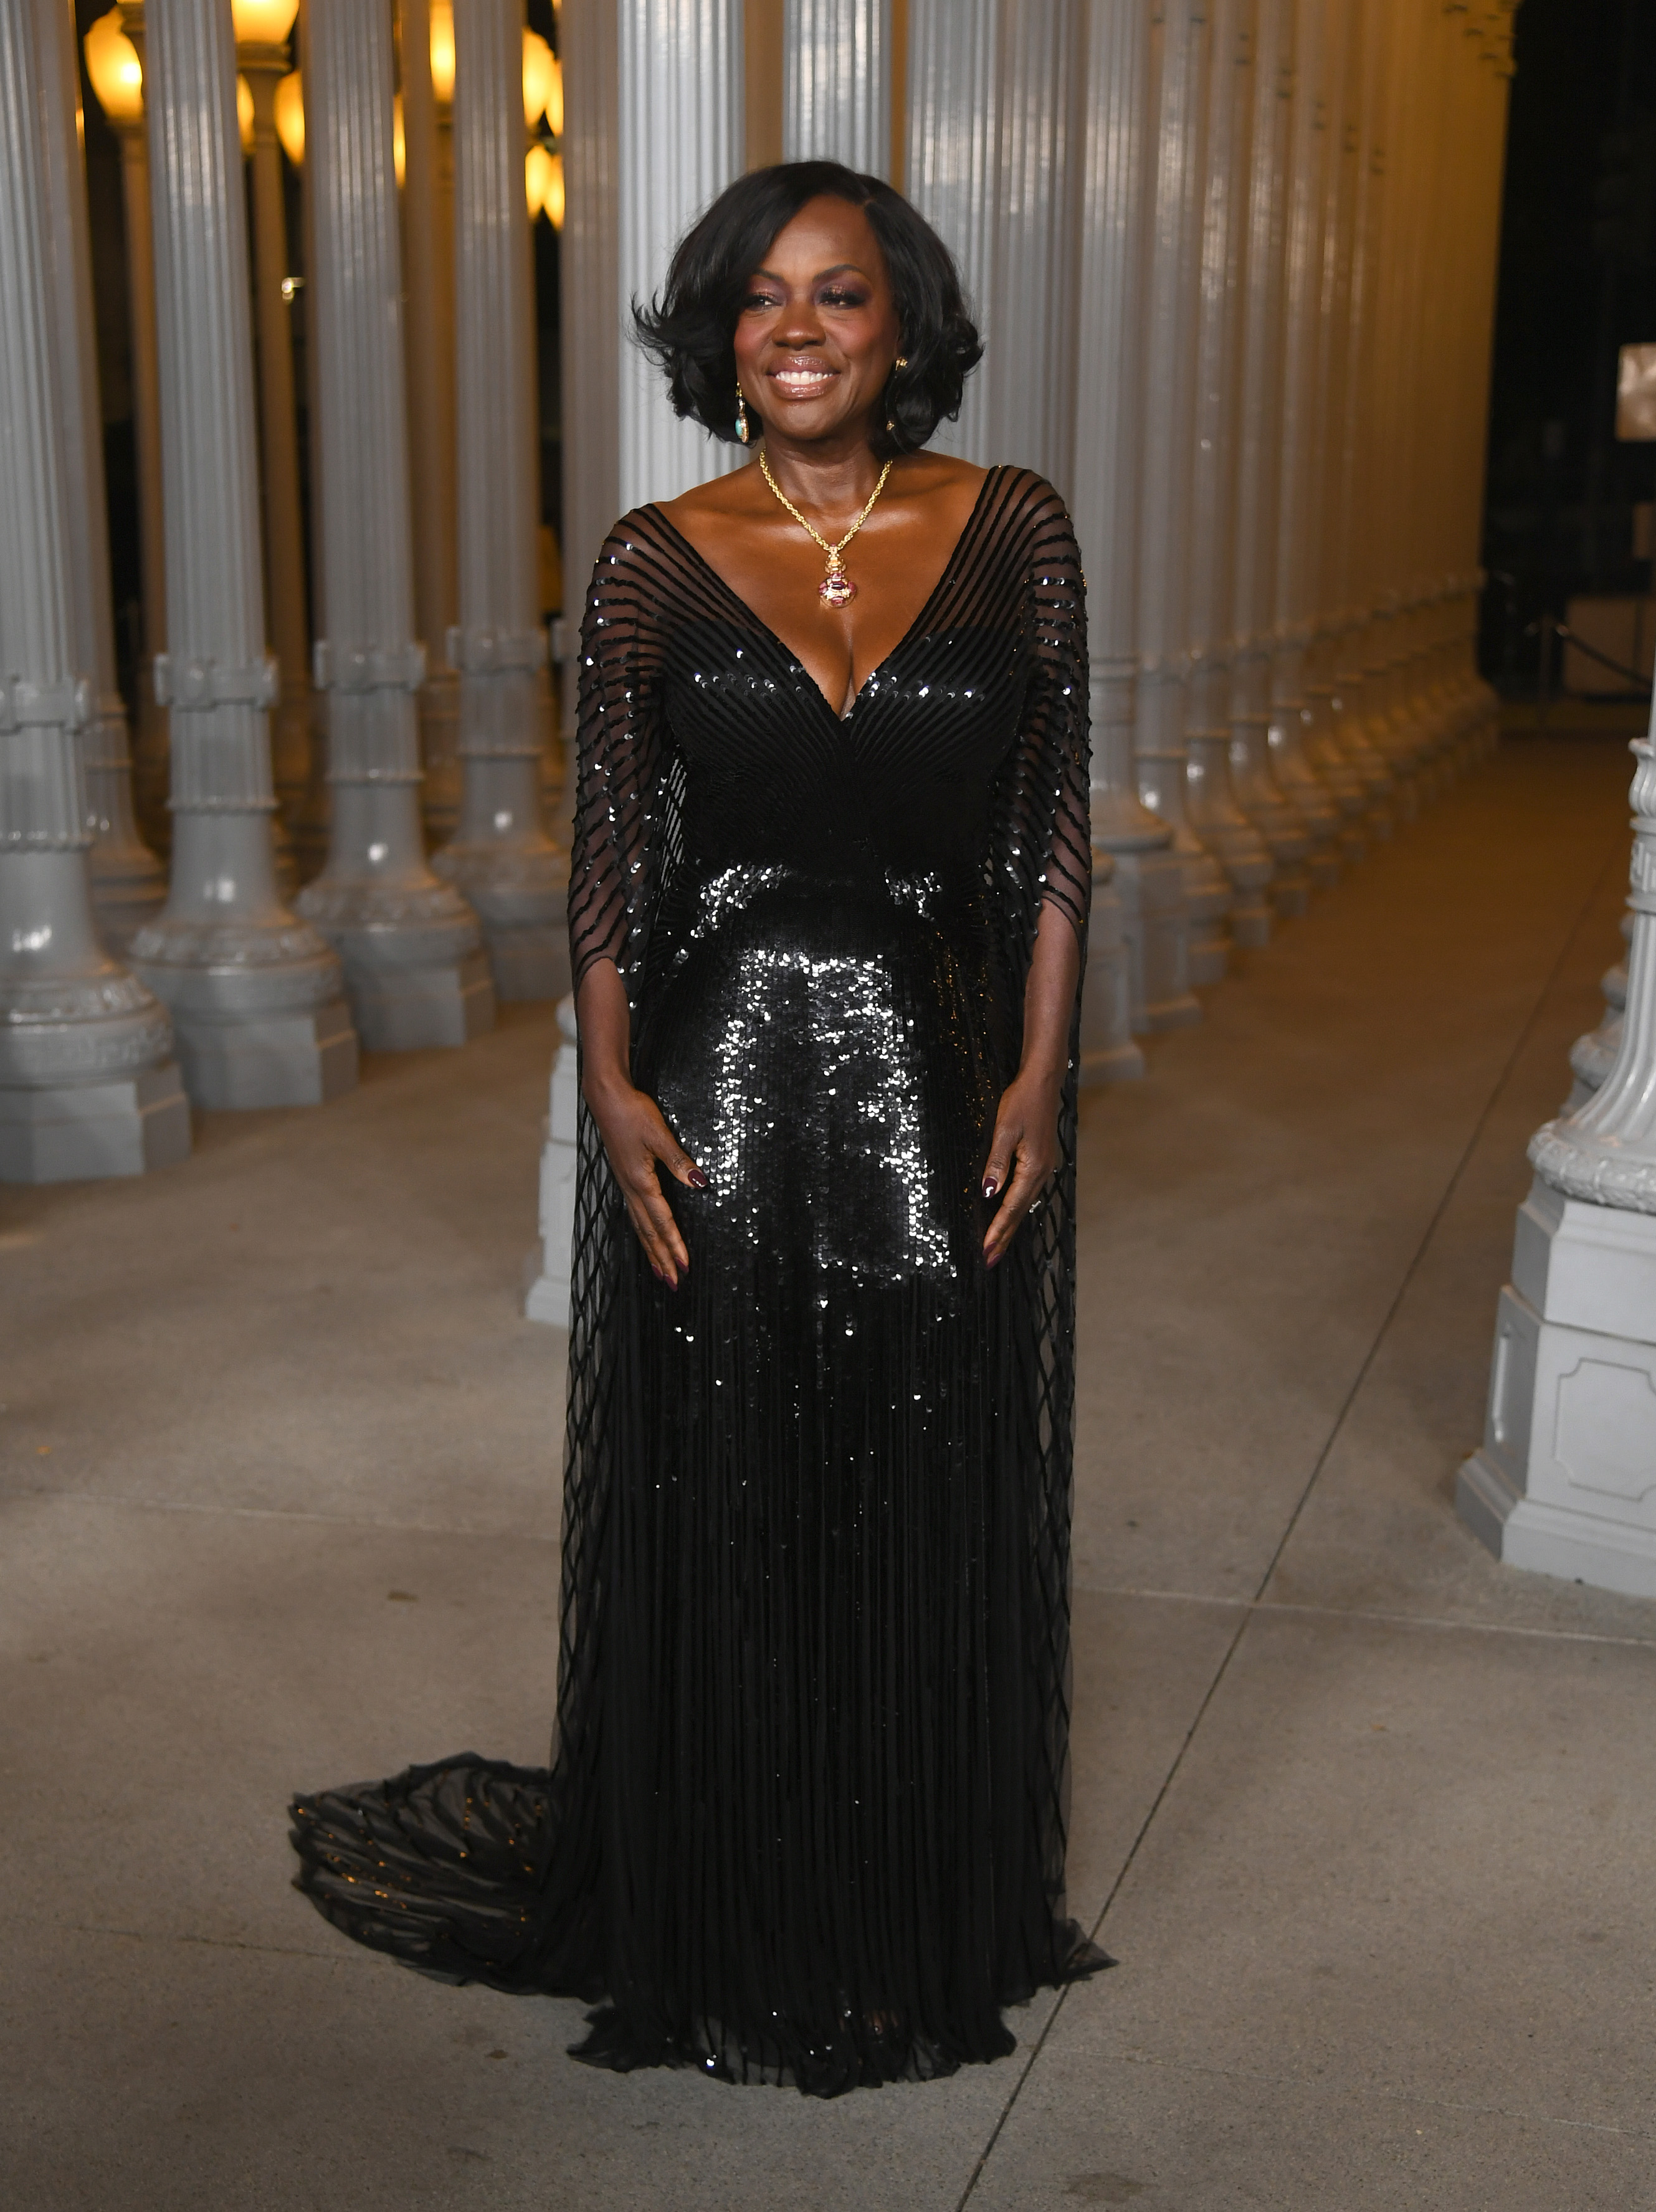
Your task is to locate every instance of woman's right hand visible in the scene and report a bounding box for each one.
[583,1074,707,1288]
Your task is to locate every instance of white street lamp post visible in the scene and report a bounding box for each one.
[0,0,188,1182]
[45,0,165,951]
[432,0,566,1000]
[129,0,356,1108]
[293,0,493,1048]
[1460,734,1656,1599]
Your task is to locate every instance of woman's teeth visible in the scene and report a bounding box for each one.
[774,368,835,392]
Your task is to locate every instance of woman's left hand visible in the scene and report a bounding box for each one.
[981,1068,1062,1267]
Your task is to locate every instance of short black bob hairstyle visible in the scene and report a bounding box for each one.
[632,161,983,462]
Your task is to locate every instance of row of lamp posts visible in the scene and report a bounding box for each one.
[0,0,569,1180]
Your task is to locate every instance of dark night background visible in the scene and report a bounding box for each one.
[1481,0,1656,693]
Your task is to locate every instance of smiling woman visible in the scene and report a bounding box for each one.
[291,160,1103,2097]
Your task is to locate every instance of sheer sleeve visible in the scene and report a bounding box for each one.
[568,515,673,997]
[987,473,1092,976]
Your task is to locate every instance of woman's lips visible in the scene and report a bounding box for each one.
[769,363,839,397]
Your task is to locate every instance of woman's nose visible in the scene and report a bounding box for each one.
[771,301,826,348]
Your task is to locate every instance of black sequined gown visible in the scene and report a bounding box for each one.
[290,465,1102,2096]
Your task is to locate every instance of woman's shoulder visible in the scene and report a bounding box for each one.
[588,500,713,607]
[981,463,1075,537]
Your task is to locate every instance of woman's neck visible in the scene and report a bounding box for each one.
[758,425,887,522]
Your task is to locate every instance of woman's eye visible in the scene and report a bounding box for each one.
[743,291,782,313]
[819,289,867,309]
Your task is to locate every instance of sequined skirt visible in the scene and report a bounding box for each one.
[638,860,1017,1292]
[290,857,1105,2097]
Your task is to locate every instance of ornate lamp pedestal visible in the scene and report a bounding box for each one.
[130,0,356,1111]
[1230,650,1312,919]
[1187,652,1274,952]
[1138,668,1233,991]
[1078,852,1145,1087]
[1458,739,1656,1598]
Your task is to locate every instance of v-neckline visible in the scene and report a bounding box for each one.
[647,465,1003,725]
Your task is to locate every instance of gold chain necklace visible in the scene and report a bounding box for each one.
[758,451,894,609]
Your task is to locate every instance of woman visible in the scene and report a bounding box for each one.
[291,159,1103,2097]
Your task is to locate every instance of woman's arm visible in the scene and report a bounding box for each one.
[569,516,704,1289]
[980,901,1082,1267]
[577,957,705,1289]
[981,477,1091,1268]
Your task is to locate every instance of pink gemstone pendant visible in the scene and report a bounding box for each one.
[819,566,857,609]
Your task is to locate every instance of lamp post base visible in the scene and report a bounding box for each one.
[1457,1179,1656,1601]
[0,1061,190,1183]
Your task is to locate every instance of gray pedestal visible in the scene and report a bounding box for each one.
[0,1062,190,1183]
[1458,1179,1656,1600]
[161,997,359,1111]
[334,941,495,1052]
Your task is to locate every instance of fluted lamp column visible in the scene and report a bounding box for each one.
[129,0,356,1109]
[293,0,493,1049]
[47,0,165,951]
[905,0,997,466]
[1268,0,1353,881]
[1075,0,1193,1047]
[232,0,312,848]
[0,0,188,1182]
[1182,0,1274,949]
[401,0,463,847]
[1318,0,1394,830]
[1135,0,1232,985]
[1459,733,1656,1600]
[1228,0,1324,910]
[784,0,892,171]
[431,0,566,1002]
[85,6,171,845]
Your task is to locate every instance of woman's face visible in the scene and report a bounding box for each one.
[733,195,903,447]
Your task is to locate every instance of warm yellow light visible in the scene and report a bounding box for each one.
[274,70,304,165]
[429,1,455,107]
[229,0,300,42]
[393,93,406,187]
[526,142,550,219]
[546,55,563,138]
[546,150,564,230]
[522,29,553,128]
[237,74,254,153]
[83,9,144,125]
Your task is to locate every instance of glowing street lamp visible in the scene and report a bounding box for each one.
[429,0,454,109]
[526,141,551,217]
[82,8,144,125]
[523,28,553,127]
[228,0,299,41]
[274,69,304,164]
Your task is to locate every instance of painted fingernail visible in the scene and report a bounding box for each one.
[983,1177,999,1199]
[687,1168,710,1190]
